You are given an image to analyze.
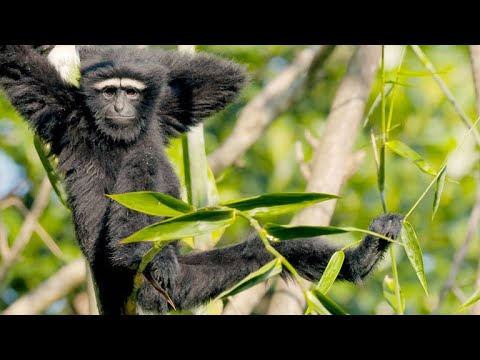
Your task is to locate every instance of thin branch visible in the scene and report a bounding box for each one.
[0,196,65,261]
[208,45,336,176]
[411,45,480,145]
[0,177,52,284]
[434,187,480,313]
[3,258,86,315]
[0,220,9,258]
[267,45,383,315]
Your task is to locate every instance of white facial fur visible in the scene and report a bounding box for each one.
[94,78,147,91]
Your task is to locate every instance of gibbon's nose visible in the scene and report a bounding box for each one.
[114,92,126,113]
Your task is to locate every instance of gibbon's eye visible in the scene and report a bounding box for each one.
[126,88,138,98]
[103,87,116,98]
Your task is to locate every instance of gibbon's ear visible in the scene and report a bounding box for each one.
[158,51,248,138]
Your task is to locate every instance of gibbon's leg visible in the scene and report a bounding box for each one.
[138,213,403,312]
[0,45,79,145]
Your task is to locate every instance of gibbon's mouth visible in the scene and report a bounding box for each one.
[106,116,136,124]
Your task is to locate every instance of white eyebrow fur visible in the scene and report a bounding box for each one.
[93,78,147,91]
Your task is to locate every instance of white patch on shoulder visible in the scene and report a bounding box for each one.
[120,78,147,90]
[93,78,121,90]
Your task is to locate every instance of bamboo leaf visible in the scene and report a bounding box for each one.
[305,290,331,315]
[107,191,194,217]
[432,166,447,221]
[316,251,345,294]
[265,223,350,240]
[220,192,339,217]
[215,258,282,300]
[120,209,236,244]
[401,221,428,295]
[383,275,405,313]
[386,140,437,176]
[312,289,348,315]
[457,288,480,313]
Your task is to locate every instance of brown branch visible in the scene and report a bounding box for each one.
[208,45,336,176]
[434,187,480,314]
[0,220,9,258]
[0,177,52,283]
[3,258,86,315]
[220,45,336,315]
[267,45,383,315]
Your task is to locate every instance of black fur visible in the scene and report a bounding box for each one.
[0,45,403,314]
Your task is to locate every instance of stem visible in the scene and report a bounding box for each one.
[390,246,403,315]
[238,212,306,291]
[410,45,480,146]
[386,46,407,138]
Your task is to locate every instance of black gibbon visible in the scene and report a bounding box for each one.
[0,45,403,314]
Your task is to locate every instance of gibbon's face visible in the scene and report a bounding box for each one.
[85,75,153,143]
[94,77,146,127]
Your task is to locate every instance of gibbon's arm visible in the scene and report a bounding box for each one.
[0,45,79,145]
[155,51,248,138]
[139,213,403,312]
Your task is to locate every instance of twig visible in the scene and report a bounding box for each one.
[295,141,311,180]
[0,177,52,284]
[208,45,336,176]
[0,196,65,261]
[3,258,86,315]
[410,45,480,145]
[434,187,480,313]
[0,220,9,258]
[2,196,66,261]
[267,45,383,315]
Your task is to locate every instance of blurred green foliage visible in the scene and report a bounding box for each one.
[0,45,479,314]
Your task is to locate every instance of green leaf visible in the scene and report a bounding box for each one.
[432,165,447,221]
[120,209,236,244]
[457,288,480,313]
[215,258,282,300]
[33,136,70,209]
[220,192,339,218]
[401,221,428,295]
[316,251,345,294]
[312,289,348,315]
[264,224,398,245]
[386,140,437,177]
[305,290,331,315]
[384,80,414,88]
[107,191,195,217]
[383,275,405,314]
[265,223,350,240]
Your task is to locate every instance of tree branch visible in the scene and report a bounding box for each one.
[267,45,382,315]
[209,45,336,176]
[221,45,337,315]
[434,187,480,313]
[0,177,52,283]
[3,258,86,315]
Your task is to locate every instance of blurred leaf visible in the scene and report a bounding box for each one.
[457,288,480,313]
[432,166,447,221]
[33,136,70,209]
[215,258,282,300]
[386,140,437,176]
[107,191,194,217]
[220,192,339,217]
[312,289,348,315]
[384,80,414,88]
[316,251,345,294]
[265,223,349,240]
[401,221,428,295]
[383,275,405,314]
[120,209,236,244]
